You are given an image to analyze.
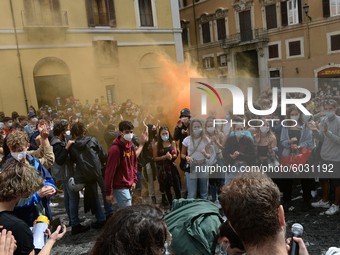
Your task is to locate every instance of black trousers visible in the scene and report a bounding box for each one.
[165,167,181,204]
[281,178,312,203]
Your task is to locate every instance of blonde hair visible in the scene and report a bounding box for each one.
[6,131,29,151]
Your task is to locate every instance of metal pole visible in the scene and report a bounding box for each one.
[192,0,199,66]
[9,0,29,112]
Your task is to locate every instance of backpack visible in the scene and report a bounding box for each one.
[112,143,145,171]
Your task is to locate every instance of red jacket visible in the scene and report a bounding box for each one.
[105,136,138,196]
[2,128,15,135]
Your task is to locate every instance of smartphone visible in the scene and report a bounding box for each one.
[50,218,62,233]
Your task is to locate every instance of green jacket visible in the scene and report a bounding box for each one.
[165,199,223,255]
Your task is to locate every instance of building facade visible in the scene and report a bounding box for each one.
[180,0,340,93]
[0,0,183,114]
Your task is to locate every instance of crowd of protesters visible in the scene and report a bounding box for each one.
[0,85,339,255]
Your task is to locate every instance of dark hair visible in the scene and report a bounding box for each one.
[157,126,174,156]
[29,105,36,114]
[11,112,19,119]
[53,120,69,137]
[71,122,86,138]
[92,204,169,255]
[119,120,134,132]
[324,99,337,109]
[219,221,245,250]
[3,117,12,123]
[286,105,304,126]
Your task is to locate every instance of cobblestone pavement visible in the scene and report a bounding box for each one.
[49,182,340,255]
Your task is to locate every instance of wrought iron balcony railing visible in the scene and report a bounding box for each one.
[220,28,269,49]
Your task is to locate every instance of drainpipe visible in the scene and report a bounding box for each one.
[10,0,29,112]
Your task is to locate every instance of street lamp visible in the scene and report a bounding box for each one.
[303,4,312,21]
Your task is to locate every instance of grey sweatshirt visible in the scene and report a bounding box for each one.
[312,115,340,162]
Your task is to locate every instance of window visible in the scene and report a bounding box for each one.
[93,0,109,26]
[85,0,116,27]
[183,0,187,7]
[139,0,154,26]
[202,23,211,43]
[266,4,277,29]
[270,70,281,88]
[331,34,340,51]
[287,0,299,25]
[216,18,226,40]
[217,54,227,67]
[269,44,279,59]
[93,40,119,66]
[203,56,214,69]
[182,28,189,47]
[331,0,340,16]
[239,10,252,42]
[289,41,301,56]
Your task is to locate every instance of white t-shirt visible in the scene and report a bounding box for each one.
[182,136,210,161]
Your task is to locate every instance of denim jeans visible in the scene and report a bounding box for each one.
[93,176,113,223]
[112,189,132,209]
[135,171,143,191]
[186,168,209,200]
[62,180,80,227]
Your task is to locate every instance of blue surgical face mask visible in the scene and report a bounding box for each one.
[320,116,327,121]
[97,114,102,118]
[235,131,245,138]
[274,116,279,120]
[193,129,202,135]
[302,115,311,122]
[225,115,230,120]
[325,111,335,119]
[321,107,324,111]
[161,136,169,141]
[48,109,52,113]
[76,113,81,117]
[219,243,229,255]
[7,123,13,127]
[68,108,72,112]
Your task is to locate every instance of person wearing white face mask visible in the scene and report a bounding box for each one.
[51,120,90,235]
[280,106,315,212]
[24,112,38,138]
[1,117,15,135]
[205,117,225,208]
[223,117,256,183]
[181,119,211,200]
[174,108,191,173]
[308,99,340,216]
[153,126,181,207]
[105,120,148,209]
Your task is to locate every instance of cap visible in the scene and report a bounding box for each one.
[28,112,36,118]
[51,113,60,119]
[179,108,191,118]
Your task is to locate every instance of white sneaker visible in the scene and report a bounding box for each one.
[325,204,340,215]
[214,200,222,209]
[311,199,331,208]
[58,193,64,198]
[49,202,59,207]
[79,191,84,198]
[311,190,317,198]
[300,189,303,194]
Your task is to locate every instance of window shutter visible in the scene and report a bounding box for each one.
[217,19,226,40]
[202,23,211,43]
[107,0,117,27]
[210,57,215,68]
[323,0,330,17]
[269,44,279,59]
[289,41,301,56]
[51,0,62,26]
[331,34,340,51]
[23,0,35,25]
[182,28,188,47]
[281,1,288,26]
[85,0,96,27]
[266,4,277,29]
[298,0,303,23]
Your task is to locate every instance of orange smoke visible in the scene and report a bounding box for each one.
[157,54,203,130]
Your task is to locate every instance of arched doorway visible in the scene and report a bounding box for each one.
[139,53,163,103]
[33,57,73,107]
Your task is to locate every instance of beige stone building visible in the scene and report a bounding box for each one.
[179,0,340,93]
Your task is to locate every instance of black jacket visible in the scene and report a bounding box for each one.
[223,135,255,166]
[69,136,107,183]
[174,122,190,152]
